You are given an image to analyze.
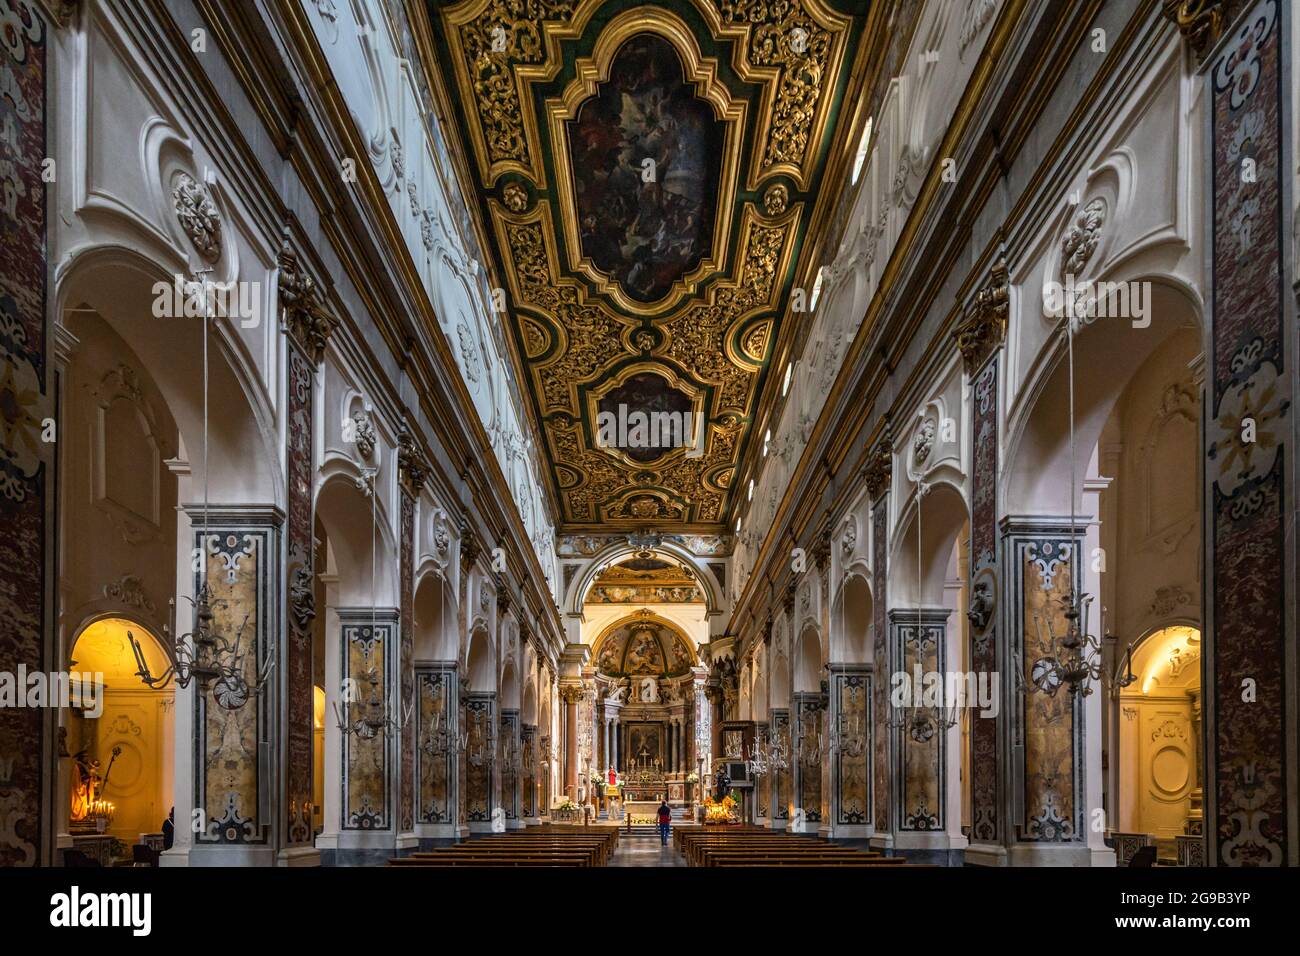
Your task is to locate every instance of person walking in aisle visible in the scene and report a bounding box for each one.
[657,800,672,847]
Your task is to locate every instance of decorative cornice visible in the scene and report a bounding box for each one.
[954,256,1008,374]
[1161,1,1241,59]
[277,242,338,364]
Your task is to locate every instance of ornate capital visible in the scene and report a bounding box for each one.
[278,244,338,363]
[811,524,832,572]
[781,582,797,615]
[496,574,511,614]
[864,431,892,501]
[559,684,585,705]
[954,257,1008,374]
[460,518,480,570]
[1162,1,1240,59]
[397,424,429,497]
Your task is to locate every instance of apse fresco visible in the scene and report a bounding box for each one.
[567,33,722,302]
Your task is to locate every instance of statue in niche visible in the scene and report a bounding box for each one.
[714,765,730,802]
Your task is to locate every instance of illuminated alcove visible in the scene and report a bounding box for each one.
[1115,626,1202,849]
[67,618,175,849]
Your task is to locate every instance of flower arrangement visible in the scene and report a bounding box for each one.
[685,771,699,783]
[701,793,738,824]
[556,799,580,811]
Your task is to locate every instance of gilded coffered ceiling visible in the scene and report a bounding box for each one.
[426,0,871,531]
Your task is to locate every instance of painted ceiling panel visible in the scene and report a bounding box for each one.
[426,0,871,531]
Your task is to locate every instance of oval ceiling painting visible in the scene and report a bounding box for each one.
[566,33,724,303]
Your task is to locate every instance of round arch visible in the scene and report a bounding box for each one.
[833,570,874,665]
[568,541,722,616]
[465,624,494,693]
[589,612,701,673]
[794,624,823,694]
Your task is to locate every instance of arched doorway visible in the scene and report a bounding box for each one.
[1114,625,1203,864]
[67,618,174,854]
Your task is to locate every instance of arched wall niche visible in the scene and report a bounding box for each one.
[834,571,873,664]
[499,658,520,710]
[315,473,399,608]
[794,624,823,694]
[522,679,538,725]
[413,570,457,661]
[465,625,494,693]
[57,248,279,508]
[1005,278,1203,516]
[889,479,970,608]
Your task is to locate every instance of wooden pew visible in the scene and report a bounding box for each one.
[390,825,619,868]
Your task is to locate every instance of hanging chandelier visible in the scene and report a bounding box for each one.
[885,479,958,739]
[333,665,412,739]
[131,270,273,710]
[1022,311,1138,699]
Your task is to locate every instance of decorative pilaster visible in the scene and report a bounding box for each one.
[396,425,427,838]
[1203,0,1293,867]
[866,428,891,841]
[279,239,337,859]
[957,255,1007,856]
[793,692,823,826]
[0,0,52,867]
[770,709,791,825]
[464,692,496,827]
[888,608,951,844]
[338,610,399,834]
[1002,523,1088,864]
[831,665,870,830]
[500,709,520,823]
[191,514,280,863]
[415,663,456,828]
[520,724,538,820]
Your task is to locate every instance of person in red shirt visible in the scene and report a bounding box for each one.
[656,801,672,846]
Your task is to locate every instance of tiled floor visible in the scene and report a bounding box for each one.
[607,832,688,867]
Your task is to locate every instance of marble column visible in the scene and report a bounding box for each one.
[1199,0,1295,867]
[0,0,53,868]
[561,686,581,799]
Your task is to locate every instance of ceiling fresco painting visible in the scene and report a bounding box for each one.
[429,0,870,531]
[569,34,724,303]
[587,557,706,603]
